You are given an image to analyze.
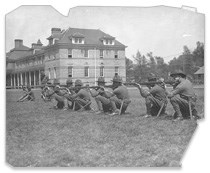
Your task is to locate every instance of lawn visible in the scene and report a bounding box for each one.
[6,87,204,167]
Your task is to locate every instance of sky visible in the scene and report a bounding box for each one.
[6,5,204,63]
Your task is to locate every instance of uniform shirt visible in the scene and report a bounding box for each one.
[90,87,112,98]
[113,85,130,100]
[72,89,91,101]
[169,78,195,98]
[139,84,167,101]
[149,84,167,101]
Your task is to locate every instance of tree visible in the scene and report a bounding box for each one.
[125,57,134,81]
[193,41,204,67]
[132,50,149,81]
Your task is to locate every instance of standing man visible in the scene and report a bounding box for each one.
[89,77,113,114]
[40,71,49,88]
[134,73,167,117]
[40,71,49,99]
[168,70,199,120]
[109,75,131,116]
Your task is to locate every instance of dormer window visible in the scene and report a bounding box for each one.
[105,39,113,45]
[53,38,59,44]
[72,37,84,44]
[49,39,53,46]
[70,33,85,44]
[101,36,115,45]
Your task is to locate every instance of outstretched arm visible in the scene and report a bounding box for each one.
[133,83,150,98]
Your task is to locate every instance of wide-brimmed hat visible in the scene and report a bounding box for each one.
[97,77,106,83]
[75,79,83,86]
[55,85,60,89]
[112,75,123,83]
[170,70,186,78]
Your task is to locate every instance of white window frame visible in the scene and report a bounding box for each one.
[48,68,51,79]
[68,49,72,58]
[84,66,89,77]
[72,38,84,44]
[68,66,73,77]
[100,66,104,77]
[115,66,119,75]
[114,50,118,59]
[100,50,104,58]
[53,67,57,79]
[84,49,89,58]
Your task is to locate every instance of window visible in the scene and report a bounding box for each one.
[68,49,72,58]
[48,68,51,79]
[68,66,73,77]
[100,66,104,77]
[54,38,59,44]
[104,39,114,45]
[49,39,53,45]
[74,38,83,44]
[84,49,88,57]
[114,50,118,59]
[100,50,103,58]
[84,66,89,77]
[115,67,119,75]
[53,67,57,79]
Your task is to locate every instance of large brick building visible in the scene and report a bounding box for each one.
[6,27,127,88]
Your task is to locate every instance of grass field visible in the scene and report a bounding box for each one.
[6,87,204,167]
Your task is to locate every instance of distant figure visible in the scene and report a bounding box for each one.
[40,71,49,89]
[134,73,167,117]
[17,85,35,102]
[168,70,199,121]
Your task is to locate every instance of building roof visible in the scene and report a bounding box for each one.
[194,66,204,75]
[57,27,126,47]
[6,50,32,61]
[10,45,30,51]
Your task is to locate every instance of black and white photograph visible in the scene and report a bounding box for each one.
[5,5,204,167]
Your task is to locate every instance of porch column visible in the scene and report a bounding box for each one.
[20,73,23,86]
[25,72,27,85]
[29,71,31,86]
[10,74,13,87]
[39,70,41,85]
[34,71,36,86]
[17,73,20,88]
[14,74,16,88]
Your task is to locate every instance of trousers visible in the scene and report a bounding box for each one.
[170,95,196,118]
[95,95,112,112]
[145,95,167,116]
[110,96,131,114]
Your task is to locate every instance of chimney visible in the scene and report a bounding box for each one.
[14,39,23,48]
[51,28,61,35]
[31,39,43,49]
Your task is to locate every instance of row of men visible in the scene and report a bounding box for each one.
[41,74,131,116]
[18,71,200,121]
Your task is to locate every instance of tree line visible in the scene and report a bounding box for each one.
[126,41,204,82]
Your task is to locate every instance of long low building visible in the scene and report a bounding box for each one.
[6,27,127,88]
